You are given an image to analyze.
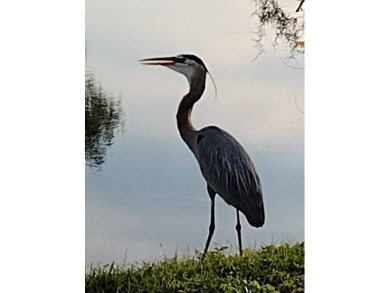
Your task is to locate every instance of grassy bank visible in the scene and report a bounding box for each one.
[86,242,304,293]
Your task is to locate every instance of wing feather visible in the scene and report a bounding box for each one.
[194,126,265,227]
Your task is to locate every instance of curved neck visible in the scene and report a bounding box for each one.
[176,72,206,152]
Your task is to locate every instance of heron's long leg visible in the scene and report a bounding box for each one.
[236,209,242,256]
[202,185,216,258]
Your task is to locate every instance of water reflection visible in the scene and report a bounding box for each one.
[85,67,123,170]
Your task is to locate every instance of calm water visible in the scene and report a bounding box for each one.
[86,0,304,264]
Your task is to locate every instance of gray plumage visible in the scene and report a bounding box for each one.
[140,53,265,256]
[195,126,265,228]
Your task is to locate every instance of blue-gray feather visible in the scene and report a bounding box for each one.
[194,126,265,227]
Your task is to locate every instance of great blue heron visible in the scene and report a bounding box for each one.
[140,54,265,256]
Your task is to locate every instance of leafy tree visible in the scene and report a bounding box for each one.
[253,0,305,59]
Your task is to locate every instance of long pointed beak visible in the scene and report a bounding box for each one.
[139,56,176,66]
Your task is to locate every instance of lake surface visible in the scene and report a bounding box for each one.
[86,0,304,264]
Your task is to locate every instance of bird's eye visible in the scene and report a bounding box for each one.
[174,57,187,63]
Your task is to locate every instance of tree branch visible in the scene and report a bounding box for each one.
[296,0,305,12]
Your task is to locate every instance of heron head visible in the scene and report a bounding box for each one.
[140,54,217,96]
[139,54,207,81]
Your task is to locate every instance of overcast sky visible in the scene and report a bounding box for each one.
[86,0,304,264]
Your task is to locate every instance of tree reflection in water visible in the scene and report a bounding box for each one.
[85,68,123,170]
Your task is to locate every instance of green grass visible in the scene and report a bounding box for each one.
[86,242,304,293]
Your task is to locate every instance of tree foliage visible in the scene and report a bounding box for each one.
[253,0,305,59]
